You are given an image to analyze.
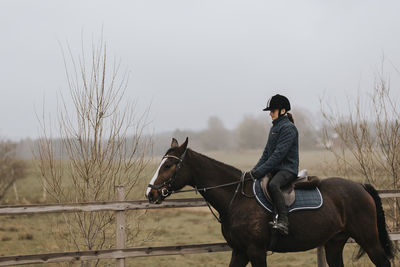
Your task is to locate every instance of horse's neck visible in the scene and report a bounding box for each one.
[187,150,242,216]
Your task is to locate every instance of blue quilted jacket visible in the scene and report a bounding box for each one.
[251,115,299,178]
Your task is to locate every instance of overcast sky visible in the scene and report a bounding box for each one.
[1,0,400,140]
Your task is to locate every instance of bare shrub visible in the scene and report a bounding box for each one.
[1,236,12,242]
[7,227,18,232]
[18,233,34,240]
[37,37,151,265]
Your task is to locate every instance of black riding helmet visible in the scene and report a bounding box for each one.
[263,94,291,112]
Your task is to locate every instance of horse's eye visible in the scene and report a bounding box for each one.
[164,164,172,169]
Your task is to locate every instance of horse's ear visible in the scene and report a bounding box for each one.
[181,137,189,150]
[171,138,179,148]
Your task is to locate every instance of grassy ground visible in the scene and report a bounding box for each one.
[0,150,393,266]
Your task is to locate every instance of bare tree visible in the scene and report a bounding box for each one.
[291,108,320,150]
[234,115,269,150]
[0,140,27,201]
[321,72,400,260]
[37,37,151,266]
[200,116,231,151]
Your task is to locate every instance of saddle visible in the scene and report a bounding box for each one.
[260,169,320,207]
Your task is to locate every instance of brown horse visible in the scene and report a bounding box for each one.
[146,138,394,267]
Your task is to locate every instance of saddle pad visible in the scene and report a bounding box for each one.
[253,179,323,213]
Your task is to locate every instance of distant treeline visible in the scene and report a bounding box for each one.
[10,108,323,159]
[152,108,322,155]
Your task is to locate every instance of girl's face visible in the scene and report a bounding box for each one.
[270,109,285,120]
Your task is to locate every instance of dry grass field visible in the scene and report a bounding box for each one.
[0,149,393,266]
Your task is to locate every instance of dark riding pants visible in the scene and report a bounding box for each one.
[268,170,297,217]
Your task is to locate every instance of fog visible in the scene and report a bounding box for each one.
[1,0,400,140]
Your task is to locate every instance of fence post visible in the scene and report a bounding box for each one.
[116,185,126,267]
[317,246,326,267]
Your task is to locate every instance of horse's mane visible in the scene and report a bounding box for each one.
[164,146,242,177]
[189,149,242,176]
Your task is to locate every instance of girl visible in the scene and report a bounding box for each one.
[248,94,299,235]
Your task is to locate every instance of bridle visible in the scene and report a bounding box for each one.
[147,149,187,198]
[147,149,255,223]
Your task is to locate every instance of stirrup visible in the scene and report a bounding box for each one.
[269,214,289,235]
[269,214,279,227]
[272,222,289,235]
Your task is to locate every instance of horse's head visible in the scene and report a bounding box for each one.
[146,137,190,204]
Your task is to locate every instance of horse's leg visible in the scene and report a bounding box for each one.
[229,250,249,267]
[324,232,349,267]
[349,218,391,266]
[246,245,267,267]
[347,207,391,265]
[359,242,391,267]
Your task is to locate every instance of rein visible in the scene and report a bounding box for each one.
[148,150,255,223]
[172,172,255,223]
[171,176,252,194]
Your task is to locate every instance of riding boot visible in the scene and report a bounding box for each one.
[275,209,289,235]
[269,190,289,235]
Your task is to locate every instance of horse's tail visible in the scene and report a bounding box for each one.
[356,183,394,260]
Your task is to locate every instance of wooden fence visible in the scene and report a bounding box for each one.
[0,189,399,266]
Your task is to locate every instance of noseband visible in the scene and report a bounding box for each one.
[148,149,187,197]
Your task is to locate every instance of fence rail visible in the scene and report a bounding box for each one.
[0,235,399,266]
[0,190,398,216]
[0,189,399,266]
[0,198,207,215]
[0,243,231,266]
